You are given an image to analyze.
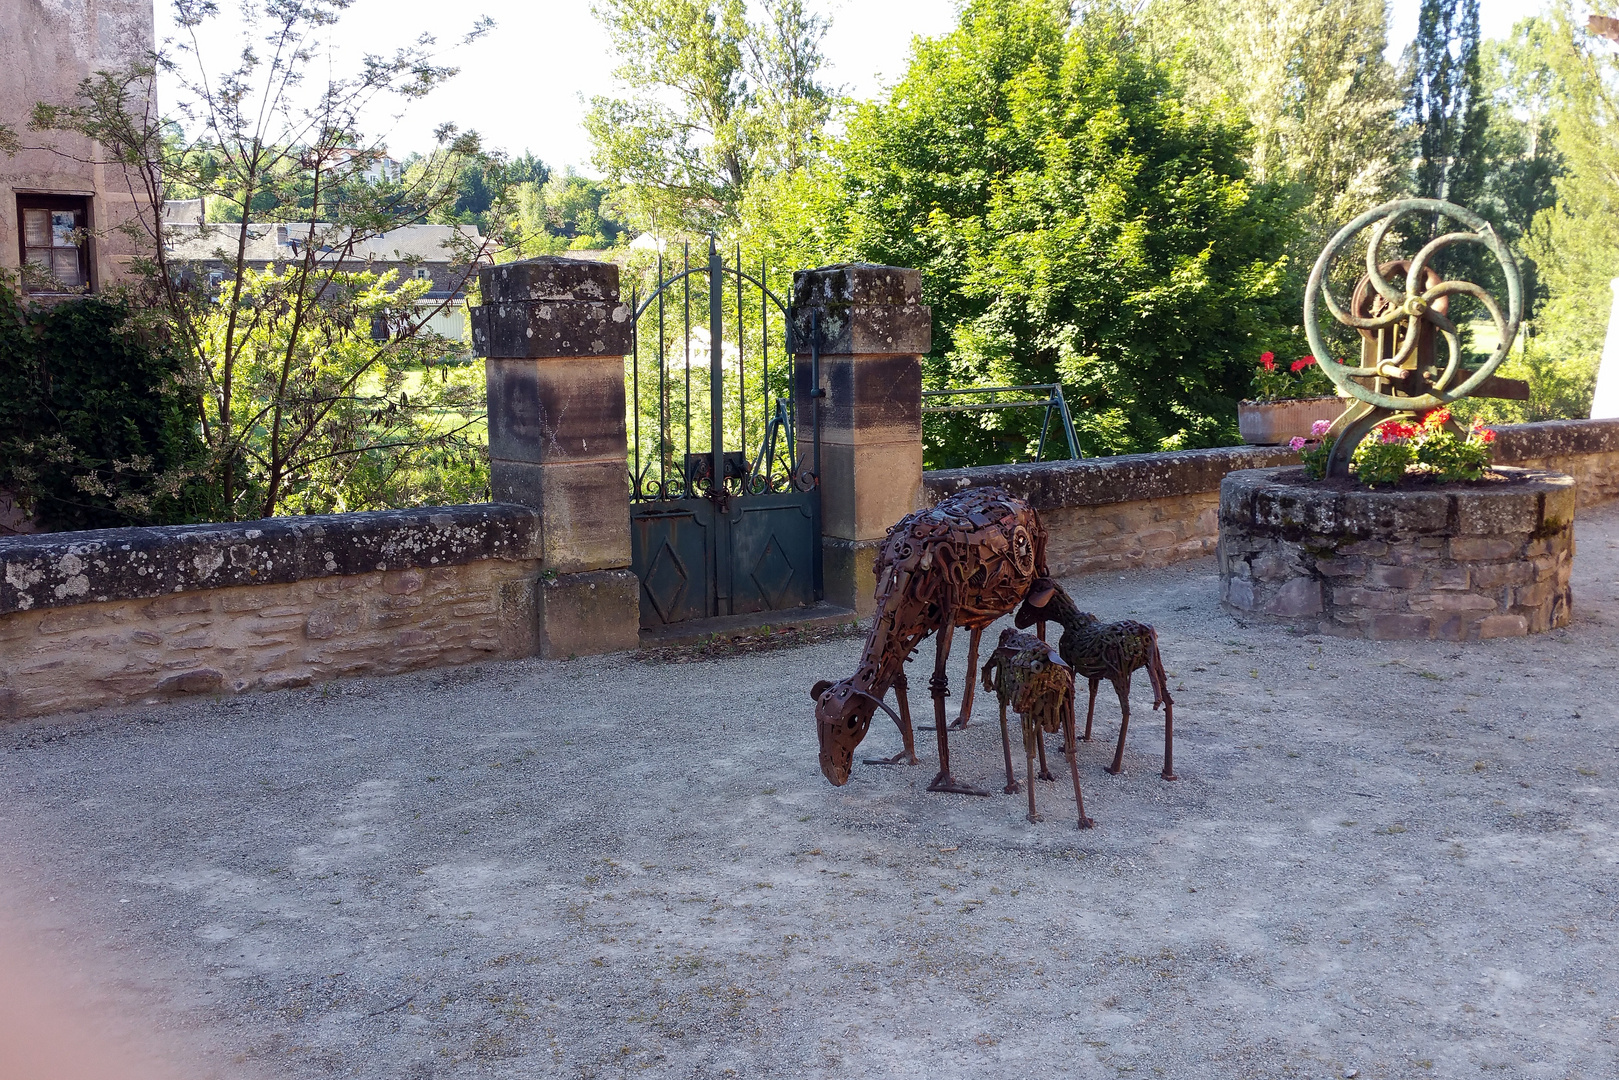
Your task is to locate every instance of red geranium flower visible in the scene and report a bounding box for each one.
[1480,427,1496,444]
[1422,407,1451,429]
[1290,355,1317,372]
[1260,351,1276,371]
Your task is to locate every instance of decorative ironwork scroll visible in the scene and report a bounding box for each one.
[1303,198,1525,477]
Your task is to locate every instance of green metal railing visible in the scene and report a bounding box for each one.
[921,383,1083,462]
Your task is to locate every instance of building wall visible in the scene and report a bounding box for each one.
[0,0,155,289]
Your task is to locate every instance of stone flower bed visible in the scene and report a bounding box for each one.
[1218,465,1574,640]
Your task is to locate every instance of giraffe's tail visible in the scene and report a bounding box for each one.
[1145,629,1173,712]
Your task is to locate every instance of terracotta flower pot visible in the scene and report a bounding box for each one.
[1237,396,1346,445]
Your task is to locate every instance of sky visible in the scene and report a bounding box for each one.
[154,0,1541,173]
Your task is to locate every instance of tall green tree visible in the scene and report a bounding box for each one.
[1406,0,1489,216]
[585,0,835,234]
[836,0,1299,462]
[1145,0,1406,256]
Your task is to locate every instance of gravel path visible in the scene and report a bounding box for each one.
[7,504,1619,1078]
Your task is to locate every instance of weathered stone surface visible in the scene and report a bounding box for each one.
[488,460,631,573]
[485,355,629,464]
[822,536,887,617]
[535,568,639,659]
[0,557,542,720]
[478,257,621,303]
[0,504,541,616]
[930,445,1297,515]
[473,297,632,359]
[1218,466,1575,640]
[790,265,931,356]
[794,353,922,436]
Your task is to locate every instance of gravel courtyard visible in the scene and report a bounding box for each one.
[7,506,1619,1079]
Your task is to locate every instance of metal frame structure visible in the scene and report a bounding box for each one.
[921,384,1083,463]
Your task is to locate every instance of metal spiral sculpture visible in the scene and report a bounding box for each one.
[1304,198,1525,477]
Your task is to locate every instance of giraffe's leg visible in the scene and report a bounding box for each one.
[1036,620,1047,644]
[1084,679,1099,742]
[1161,697,1178,782]
[1036,725,1056,781]
[928,624,988,796]
[949,626,983,729]
[864,670,920,766]
[1025,729,1040,823]
[999,701,1019,794]
[1107,674,1132,775]
[1065,694,1093,829]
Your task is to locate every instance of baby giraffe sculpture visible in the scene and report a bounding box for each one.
[981,628,1092,828]
[810,486,1048,796]
[1014,578,1177,781]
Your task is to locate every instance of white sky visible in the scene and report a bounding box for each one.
[153,0,1540,172]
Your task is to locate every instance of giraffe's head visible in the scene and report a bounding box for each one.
[810,677,881,786]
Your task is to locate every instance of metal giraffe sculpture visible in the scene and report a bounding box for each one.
[811,486,1048,796]
[1015,578,1178,781]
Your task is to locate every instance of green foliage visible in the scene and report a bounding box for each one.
[1298,437,1332,480]
[1144,0,1406,261]
[0,285,214,530]
[586,0,835,233]
[833,0,1299,463]
[1406,0,1489,214]
[514,171,629,254]
[26,1,497,522]
[1350,423,1417,486]
[1413,424,1491,482]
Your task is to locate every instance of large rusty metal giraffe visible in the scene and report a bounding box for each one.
[810,486,1048,796]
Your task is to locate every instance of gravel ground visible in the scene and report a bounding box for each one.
[7,505,1619,1079]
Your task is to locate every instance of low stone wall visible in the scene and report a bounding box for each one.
[926,444,1298,575]
[0,506,547,720]
[924,418,1619,577]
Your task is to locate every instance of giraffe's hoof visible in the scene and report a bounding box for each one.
[1161,770,1180,781]
[1105,765,1123,776]
[928,773,991,797]
[947,717,970,730]
[1038,770,1056,782]
[1003,782,1020,795]
[1077,815,1095,830]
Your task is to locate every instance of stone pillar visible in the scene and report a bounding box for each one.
[791,264,931,615]
[472,257,639,656]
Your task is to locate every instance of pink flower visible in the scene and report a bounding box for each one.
[1291,355,1317,373]
[1259,351,1275,371]
[1289,436,1307,450]
[1310,419,1332,436]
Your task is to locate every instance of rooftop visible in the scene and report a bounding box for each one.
[165,221,487,265]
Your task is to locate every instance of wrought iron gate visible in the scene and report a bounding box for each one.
[627,240,822,630]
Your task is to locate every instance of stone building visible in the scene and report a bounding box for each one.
[1,0,155,295]
[165,221,491,342]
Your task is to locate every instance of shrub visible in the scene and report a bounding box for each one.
[0,285,215,531]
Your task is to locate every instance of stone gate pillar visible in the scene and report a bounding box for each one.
[471,257,639,656]
[791,264,931,616]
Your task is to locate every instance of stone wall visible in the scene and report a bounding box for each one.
[924,418,1619,577]
[0,505,542,721]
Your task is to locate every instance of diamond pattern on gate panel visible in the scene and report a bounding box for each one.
[644,541,690,623]
[750,534,796,610]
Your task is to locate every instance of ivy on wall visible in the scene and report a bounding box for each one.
[0,286,214,532]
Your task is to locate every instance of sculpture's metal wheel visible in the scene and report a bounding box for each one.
[1303,198,1524,476]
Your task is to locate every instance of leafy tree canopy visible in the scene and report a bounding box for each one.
[831,0,1300,461]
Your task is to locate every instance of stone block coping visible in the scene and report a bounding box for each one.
[0,504,541,615]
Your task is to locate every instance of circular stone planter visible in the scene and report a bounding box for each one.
[1236,396,1345,445]
[1218,466,1574,640]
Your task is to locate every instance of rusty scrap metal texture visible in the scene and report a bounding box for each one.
[1016,579,1177,782]
[982,627,1092,828]
[810,486,1048,796]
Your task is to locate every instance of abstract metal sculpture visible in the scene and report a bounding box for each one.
[1015,578,1177,780]
[981,628,1092,828]
[810,486,1048,795]
[1305,198,1525,477]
